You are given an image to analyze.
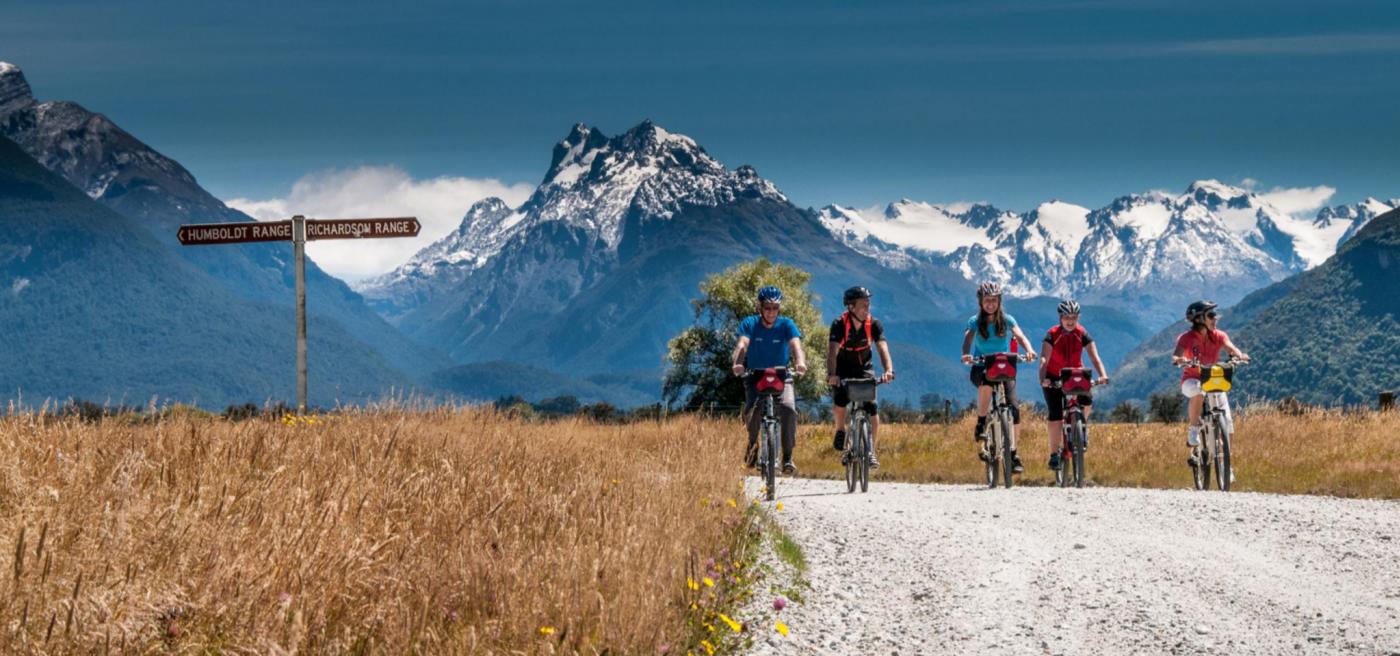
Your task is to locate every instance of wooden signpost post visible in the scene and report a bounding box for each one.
[178,215,420,412]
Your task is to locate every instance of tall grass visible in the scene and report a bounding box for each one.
[792,409,1400,498]
[0,409,754,653]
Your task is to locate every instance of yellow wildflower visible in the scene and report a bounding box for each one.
[718,613,742,633]
[775,621,789,636]
[702,577,714,587]
[539,626,556,635]
[687,577,699,590]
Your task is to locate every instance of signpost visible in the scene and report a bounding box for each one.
[178,215,420,412]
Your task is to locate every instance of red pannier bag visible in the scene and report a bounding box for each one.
[754,368,786,396]
[982,354,1017,382]
[1059,368,1093,395]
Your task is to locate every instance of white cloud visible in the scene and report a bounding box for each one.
[1239,178,1259,190]
[226,166,534,282]
[1256,184,1337,217]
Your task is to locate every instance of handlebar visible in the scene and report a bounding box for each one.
[962,353,1035,367]
[1175,356,1250,369]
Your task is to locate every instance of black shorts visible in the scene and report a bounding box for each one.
[1042,385,1092,422]
[831,384,878,414]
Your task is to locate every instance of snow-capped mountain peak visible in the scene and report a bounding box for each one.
[358,120,789,301]
[1181,179,1252,209]
[0,61,36,117]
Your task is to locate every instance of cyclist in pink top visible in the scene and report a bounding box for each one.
[1170,300,1249,460]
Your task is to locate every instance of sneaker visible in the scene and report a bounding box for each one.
[782,461,797,475]
[869,454,880,470]
[1186,428,1200,447]
[1011,451,1025,474]
[973,418,987,442]
[1048,452,1062,471]
[833,430,846,451]
[977,446,990,463]
[1186,454,1199,467]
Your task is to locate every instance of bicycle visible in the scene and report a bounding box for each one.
[1177,357,1247,491]
[838,376,885,494]
[1049,368,1105,489]
[968,353,1032,489]
[747,367,789,501]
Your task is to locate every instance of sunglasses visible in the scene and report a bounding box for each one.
[760,304,781,311]
[1206,311,1218,319]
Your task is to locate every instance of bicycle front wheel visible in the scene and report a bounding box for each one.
[985,418,999,489]
[763,422,777,500]
[858,417,871,493]
[1214,416,1232,492]
[999,409,1015,489]
[1072,419,1087,489]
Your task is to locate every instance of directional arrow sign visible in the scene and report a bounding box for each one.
[306,217,420,240]
[175,214,420,414]
[177,220,293,245]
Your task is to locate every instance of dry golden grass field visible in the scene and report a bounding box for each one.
[0,409,758,654]
[792,409,1400,498]
[3,407,1396,654]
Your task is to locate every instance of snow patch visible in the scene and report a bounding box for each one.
[1033,201,1091,246]
[1115,202,1173,240]
[10,278,29,296]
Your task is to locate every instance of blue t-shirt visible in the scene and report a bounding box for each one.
[966,313,1019,357]
[738,316,801,369]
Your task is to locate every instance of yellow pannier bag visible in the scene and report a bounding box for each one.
[1201,365,1233,393]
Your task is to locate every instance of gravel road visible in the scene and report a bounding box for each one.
[742,477,1400,655]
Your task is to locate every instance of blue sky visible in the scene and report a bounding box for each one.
[4,0,1399,215]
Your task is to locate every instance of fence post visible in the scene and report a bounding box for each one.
[1381,391,1396,412]
[943,399,951,425]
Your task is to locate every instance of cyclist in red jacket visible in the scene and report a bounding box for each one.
[1171,300,1249,463]
[1038,299,1109,472]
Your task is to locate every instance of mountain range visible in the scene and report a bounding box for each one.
[2,59,1394,407]
[1105,207,1400,407]
[0,62,446,386]
[818,183,1395,325]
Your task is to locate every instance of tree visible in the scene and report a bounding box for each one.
[1148,393,1185,423]
[1108,400,1144,424]
[663,258,828,410]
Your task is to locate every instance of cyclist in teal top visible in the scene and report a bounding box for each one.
[732,286,808,474]
[960,282,1038,473]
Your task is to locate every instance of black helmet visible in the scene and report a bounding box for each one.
[1057,299,1081,316]
[843,286,872,304]
[1186,300,1218,323]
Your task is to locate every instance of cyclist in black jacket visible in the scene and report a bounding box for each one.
[827,286,895,469]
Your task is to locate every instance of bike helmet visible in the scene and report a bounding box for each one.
[1185,300,1218,323]
[976,281,1003,299]
[1057,299,1081,316]
[843,286,872,304]
[757,286,783,304]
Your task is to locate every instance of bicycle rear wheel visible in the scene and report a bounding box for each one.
[858,416,871,493]
[1072,419,1086,489]
[999,409,1015,489]
[1214,416,1231,492]
[762,421,777,501]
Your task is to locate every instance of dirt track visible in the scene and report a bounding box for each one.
[743,477,1400,655]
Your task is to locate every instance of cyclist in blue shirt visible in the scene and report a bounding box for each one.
[731,286,808,474]
[960,282,1038,473]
